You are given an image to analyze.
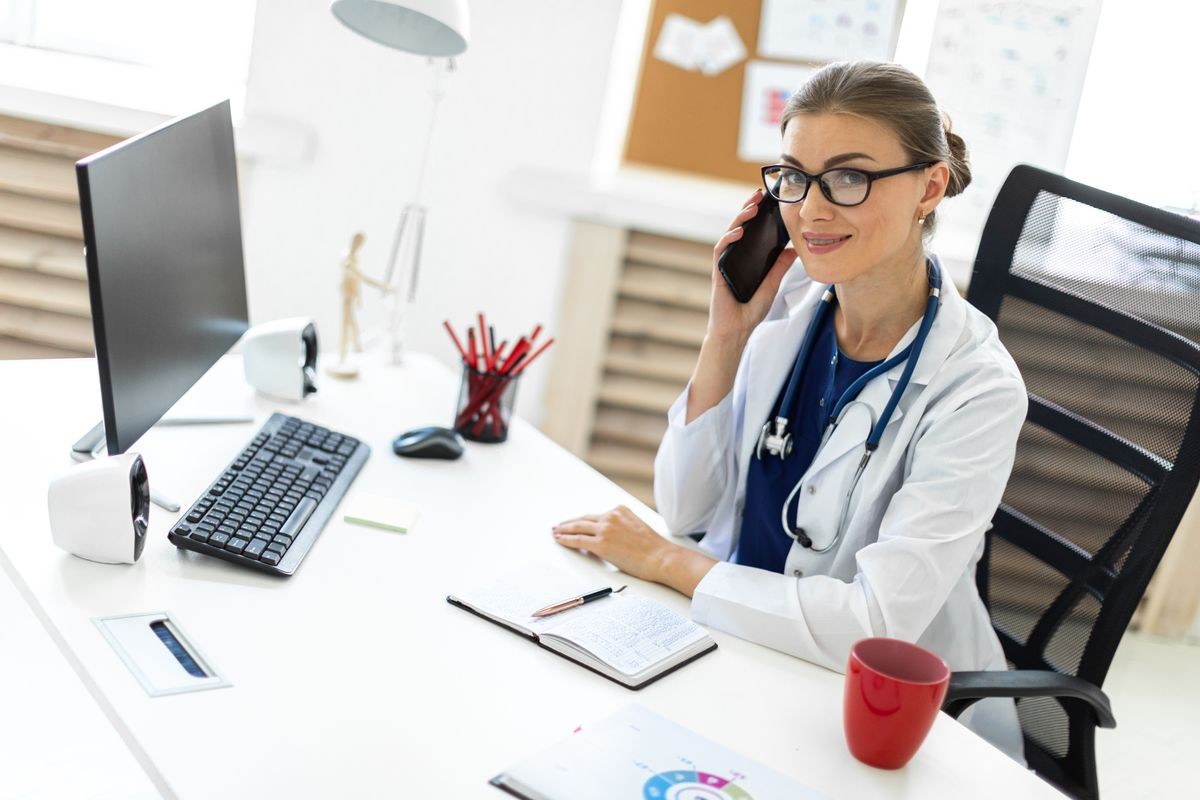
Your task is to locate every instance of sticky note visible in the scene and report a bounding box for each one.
[342,493,420,533]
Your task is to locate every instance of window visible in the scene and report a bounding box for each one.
[1066,0,1199,216]
[0,0,258,116]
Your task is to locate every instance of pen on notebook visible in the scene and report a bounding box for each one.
[532,585,627,618]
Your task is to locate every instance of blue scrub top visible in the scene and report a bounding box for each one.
[736,311,882,573]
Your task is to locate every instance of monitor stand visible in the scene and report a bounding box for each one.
[70,414,254,512]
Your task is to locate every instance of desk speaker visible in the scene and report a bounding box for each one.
[48,452,149,564]
[242,318,319,401]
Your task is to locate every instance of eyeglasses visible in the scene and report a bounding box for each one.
[761,161,935,207]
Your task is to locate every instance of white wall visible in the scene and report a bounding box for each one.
[238,0,626,424]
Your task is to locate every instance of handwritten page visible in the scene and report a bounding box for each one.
[546,595,709,677]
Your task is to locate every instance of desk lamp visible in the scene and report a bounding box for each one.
[330,0,470,362]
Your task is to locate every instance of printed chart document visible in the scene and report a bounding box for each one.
[447,564,716,689]
[491,704,829,800]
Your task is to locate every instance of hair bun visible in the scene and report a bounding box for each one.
[943,128,972,198]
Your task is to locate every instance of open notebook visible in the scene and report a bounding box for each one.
[447,564,716,689]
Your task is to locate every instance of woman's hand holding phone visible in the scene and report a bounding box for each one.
[709,188,797,341]
[684,189,797,424]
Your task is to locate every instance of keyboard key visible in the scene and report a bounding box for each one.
[266,542,287,555]
[243,539,267,559]
[280,498,317,537]
[189,530,210,544]
[225,537,249,555]
[272,533,293,548]
[209,531,231,547]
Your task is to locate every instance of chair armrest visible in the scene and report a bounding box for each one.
[943,670,1116,728]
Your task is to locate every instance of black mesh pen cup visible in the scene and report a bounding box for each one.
[453,364,520,443]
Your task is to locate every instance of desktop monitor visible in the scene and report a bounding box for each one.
[77,100,250,455]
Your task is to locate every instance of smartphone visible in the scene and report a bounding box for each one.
[717,192,790,303]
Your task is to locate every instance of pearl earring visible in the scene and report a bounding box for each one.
[918,215,927,226]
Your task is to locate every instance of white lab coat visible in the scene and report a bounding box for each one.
[654,256,1028,760]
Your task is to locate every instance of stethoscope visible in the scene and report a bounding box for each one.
[755,259,942,552]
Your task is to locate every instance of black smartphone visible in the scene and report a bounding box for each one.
[717,192,790,303]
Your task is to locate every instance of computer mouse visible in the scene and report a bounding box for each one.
[391,426,465,460]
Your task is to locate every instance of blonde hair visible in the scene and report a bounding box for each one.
[780,61,970,238]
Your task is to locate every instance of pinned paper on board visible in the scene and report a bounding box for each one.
[738,61,816,162]
[758,0,902,63]
[653,13,747,76]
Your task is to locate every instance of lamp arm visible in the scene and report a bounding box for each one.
[412,57,448,207]
[382,57,450,290]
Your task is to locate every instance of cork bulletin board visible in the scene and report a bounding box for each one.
[623,0,906,184]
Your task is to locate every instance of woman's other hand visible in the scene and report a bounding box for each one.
[553,506,717,597]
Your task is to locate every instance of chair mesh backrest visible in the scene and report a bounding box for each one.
[967,166,1200,768]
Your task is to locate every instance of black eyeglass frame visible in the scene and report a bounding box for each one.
[761,161,936,207]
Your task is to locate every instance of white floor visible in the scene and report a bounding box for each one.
[1097,631,1200,799]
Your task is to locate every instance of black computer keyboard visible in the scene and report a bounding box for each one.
[167,413,369,576]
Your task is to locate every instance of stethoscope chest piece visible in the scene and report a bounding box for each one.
[756,417,793,460]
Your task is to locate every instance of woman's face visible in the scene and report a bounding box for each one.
[777,112,943,286]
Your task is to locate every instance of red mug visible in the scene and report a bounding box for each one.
[843,637,951,769]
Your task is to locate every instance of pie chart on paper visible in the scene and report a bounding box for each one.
[642,769,755,799]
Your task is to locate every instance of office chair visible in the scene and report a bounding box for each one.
[942,164,1200,799]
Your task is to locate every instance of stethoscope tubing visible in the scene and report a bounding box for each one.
[762,260,942,552]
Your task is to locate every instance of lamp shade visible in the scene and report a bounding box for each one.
[331,0,469,56]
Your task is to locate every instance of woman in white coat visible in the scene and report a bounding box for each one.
[553,61,1027,759]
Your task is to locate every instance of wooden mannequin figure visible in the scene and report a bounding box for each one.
[328,232,392,379]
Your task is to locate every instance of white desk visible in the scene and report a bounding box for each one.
[0,353,1064,798]
[0,552,158,798]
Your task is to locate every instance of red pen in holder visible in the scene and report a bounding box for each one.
[453,363,519,443]
[444,316,553,445]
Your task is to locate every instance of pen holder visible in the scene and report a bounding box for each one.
[454,364,520,443]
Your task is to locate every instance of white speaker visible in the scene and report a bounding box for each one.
[48,452,150,564]
[242,317,319,401]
